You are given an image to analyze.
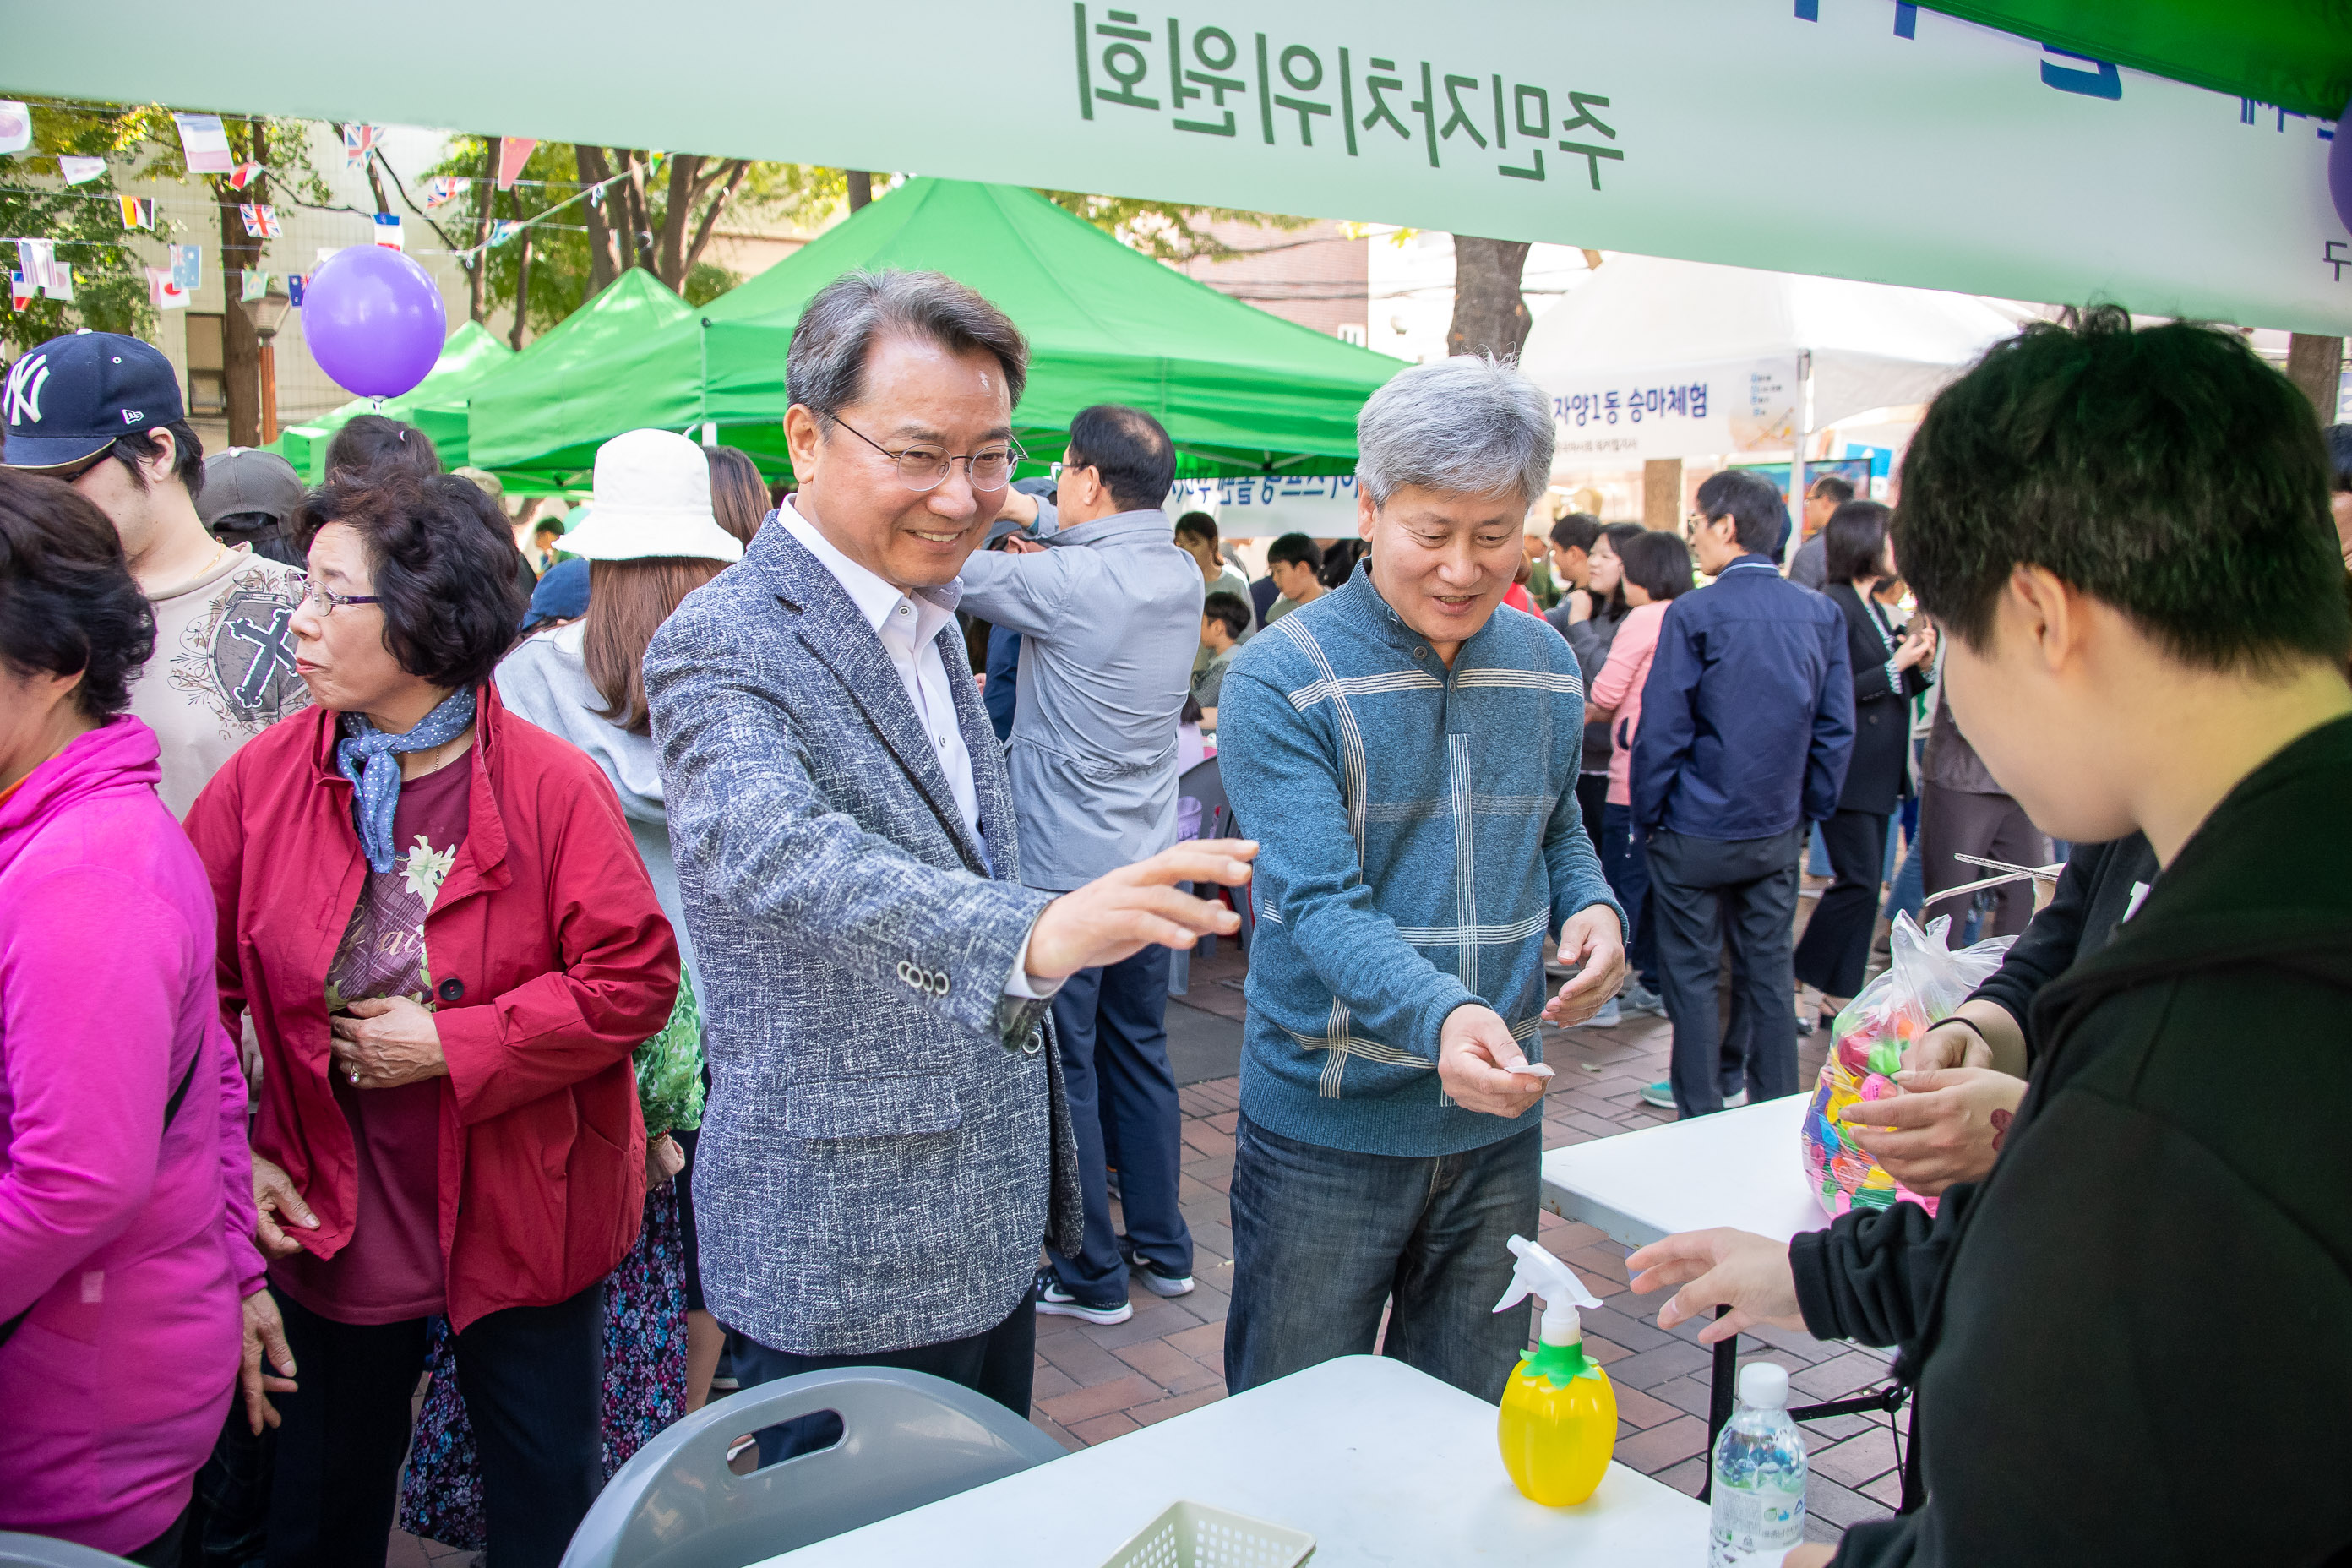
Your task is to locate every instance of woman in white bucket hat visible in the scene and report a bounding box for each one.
[398,429,743,1550]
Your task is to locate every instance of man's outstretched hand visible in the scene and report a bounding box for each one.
[1625,1227,1806,1343]
[1438,1004,1553,1119]
[1542,905,1627,1026]
[1025,839,1257,983]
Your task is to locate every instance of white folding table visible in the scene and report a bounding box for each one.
[754,1354,1709,1565]
[1541,1093,1903,1499]
[1539,1091,1823,1252]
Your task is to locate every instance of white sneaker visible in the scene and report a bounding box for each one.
[1725,1090,1750,1108]
[1573,998,1622,1027]
[1034,1266,1132,1325]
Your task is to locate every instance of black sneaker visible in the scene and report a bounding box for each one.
[1034,1265,1132,1325]
[1117,1237,1196,1298]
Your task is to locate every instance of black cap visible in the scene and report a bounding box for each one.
[2,331,186,471]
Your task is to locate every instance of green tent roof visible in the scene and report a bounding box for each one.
[273,320,513,480]
[1923,2,2352,120]
[467,179,1404,486]
[460,268,693,482]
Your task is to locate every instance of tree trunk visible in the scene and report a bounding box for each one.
[1446,237,1533,360]
[509,189,534,351]
[847,171,873,212]
[578,146,618,294]
[217,118,268,448]
[683,161,749,280]
[620,152,656,273]
[655,154,700,291]
[466,139,496,324]
[2286,333,2344,425]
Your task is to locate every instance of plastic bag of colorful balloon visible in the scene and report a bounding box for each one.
[1800,912,2013,1219]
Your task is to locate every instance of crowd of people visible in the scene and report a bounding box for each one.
[1,278,2348,1568]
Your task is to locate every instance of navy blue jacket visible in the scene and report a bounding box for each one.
[1632,555,1855,840]
[983,623,1021,742]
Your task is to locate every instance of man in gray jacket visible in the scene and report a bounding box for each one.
[973,405,1204,1325]
[645,269,1254,1431]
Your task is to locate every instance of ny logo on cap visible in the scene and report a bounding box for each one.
[3,352,48,427]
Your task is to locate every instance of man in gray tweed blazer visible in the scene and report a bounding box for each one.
[645,269,1255,1433]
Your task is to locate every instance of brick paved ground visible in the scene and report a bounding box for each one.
[397,918,1903,1564]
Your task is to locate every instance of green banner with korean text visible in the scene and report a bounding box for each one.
[8,0,2347,331]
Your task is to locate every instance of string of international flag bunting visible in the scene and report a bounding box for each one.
[4,101,654,314]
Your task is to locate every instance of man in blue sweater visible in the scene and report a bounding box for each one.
[1632,469,1854,1118]
[1217,357,1625,1401]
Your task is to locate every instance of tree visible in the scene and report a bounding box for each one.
[423,140,844,343]
[1037,191,1309,264]
[1446,237,1533,360]
[0,101,171,355]
[4,100,329,446]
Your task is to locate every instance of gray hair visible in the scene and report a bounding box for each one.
[787,269,1030,423]
[1357,354,1554,509]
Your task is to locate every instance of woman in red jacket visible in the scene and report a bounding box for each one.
[182,468,679,1568]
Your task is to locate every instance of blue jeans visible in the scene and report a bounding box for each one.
[1224,1113,1540,1402]
[1048,944,1190,1301]
[1601,802,1659,990]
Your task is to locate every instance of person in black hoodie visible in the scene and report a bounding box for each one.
[1627,307,2352,1568]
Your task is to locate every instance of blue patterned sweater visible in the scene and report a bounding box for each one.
[1218,565,1623,1157]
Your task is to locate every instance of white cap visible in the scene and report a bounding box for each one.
[1737,1361,1790,1410]
[562,428,744,564]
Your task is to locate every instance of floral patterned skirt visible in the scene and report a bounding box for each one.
[397,1180,689,1551]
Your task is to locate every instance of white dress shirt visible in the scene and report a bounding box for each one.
[780,502,1058,998]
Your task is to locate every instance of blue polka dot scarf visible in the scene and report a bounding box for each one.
[336,687,478,873]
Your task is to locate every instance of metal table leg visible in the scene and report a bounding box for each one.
[1698,1306,1737,1503]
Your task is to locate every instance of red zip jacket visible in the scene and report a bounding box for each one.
[182,680,678,1331]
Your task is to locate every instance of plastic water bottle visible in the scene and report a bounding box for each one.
[1707,1361,1808,1566]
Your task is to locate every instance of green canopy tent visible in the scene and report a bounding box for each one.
[457,267,694,491]
[271,320,513,480]
[467,180,1405,488]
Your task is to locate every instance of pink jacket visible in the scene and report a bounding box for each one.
[0,717,262,1554]
[1591,601,1670,807]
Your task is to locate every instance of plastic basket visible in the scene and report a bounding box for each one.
[1097,1500,1317,1568]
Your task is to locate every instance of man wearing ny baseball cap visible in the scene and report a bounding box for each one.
[3,331,310,816]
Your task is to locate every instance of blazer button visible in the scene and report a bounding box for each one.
[896,960,917,987]
[437,978,464,1002]
[934,971,950,998]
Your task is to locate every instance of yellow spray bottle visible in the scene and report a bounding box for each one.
[1492,1233,1616,1506]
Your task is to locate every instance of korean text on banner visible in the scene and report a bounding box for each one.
[1172,474,1364,536]
[1549,357,1800,467]
[173,112,233,174]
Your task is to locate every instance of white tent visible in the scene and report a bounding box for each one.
[1520,254,2027,474]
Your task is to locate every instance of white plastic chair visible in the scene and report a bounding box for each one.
[559,1365,1065,1568]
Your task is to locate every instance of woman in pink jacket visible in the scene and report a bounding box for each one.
[1584,529,1695,1015]
[0,473,275,1562]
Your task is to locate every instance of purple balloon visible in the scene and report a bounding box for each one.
[301,245,448,400]
[2333,90,2352,236]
